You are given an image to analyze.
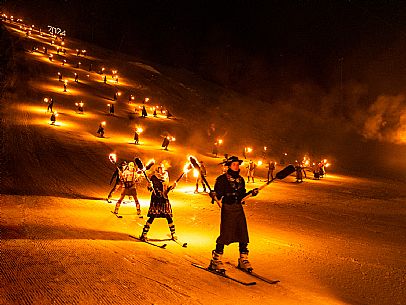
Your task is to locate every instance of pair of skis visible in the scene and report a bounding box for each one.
[110,211,143,219]
[192,263,279,286]
[129,235,187,249]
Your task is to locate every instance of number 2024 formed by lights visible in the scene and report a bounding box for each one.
[48,25,66,36]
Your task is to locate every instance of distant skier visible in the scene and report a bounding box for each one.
[50,112,56,125]
[246,160,256,183]
[113,92,117,101]
[107,161,127,202]
[63,82,67,92]
[58,72,62,82]
[295,162,305,183]
[113,162,142,216]
[76,103,84,114]
[74,73,79,83]
[161,136,170,150]
[153,108,157,117]
[89,63,92,72]
[140,164,178,241]
[97,123,105,138]
[134,130,139,144]
[195,161,207,193]
[108,104,115,115]
[47,98,54,113]
[141,105,148,117]
[267,161,275,182]
[104,75,107,84]
[212,142,219,157]
[208,156,259,272]
[166,110,173,119]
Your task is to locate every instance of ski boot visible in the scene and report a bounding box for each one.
[140,222,151,241]
[208,250,225,273]
[238,253,253,272]
[113,204,119,215]
[169,223,177,240]
[137,208,141,216]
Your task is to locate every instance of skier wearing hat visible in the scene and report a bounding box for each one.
[113,162,142,215]
[140,163,178,241]
[208,156,259,272]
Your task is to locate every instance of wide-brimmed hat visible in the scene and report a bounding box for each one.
[225,156,243,166]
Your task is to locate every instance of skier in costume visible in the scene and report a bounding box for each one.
[209,156,259,272]
[140,164,178,241]
[107,161,127,202]
[267,161,275,182]
[246,160,256,183]
[195,161,207,193]
[113,162,142,215]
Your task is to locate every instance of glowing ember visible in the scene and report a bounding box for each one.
[257,160,263,166]
[136,127,143,133]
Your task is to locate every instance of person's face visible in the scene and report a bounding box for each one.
[230,161,240,171]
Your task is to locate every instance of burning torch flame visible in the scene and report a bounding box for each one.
[258,160,263,166]
[193,169,199,178]
[101,121,106,126]
[136,127,143,133]
[109,153,117,163]
[183,162,193,173]
[44,98,49,103]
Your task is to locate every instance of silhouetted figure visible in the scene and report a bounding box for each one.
[153,108,157,117]
[134,131,139,144]
[246,160,256,183]
[267,161,275,182]
[47,98,54,112]
[141,105,148,117]
[195,161,207,193]
[97,124,105,138]
[74,73,79,83]
[104,75,107,84]
[161,137,170,150]
[58,73,62,82]
[50,113,56,125]
[109,104,115,115]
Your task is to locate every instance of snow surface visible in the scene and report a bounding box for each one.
[1,20,405,305]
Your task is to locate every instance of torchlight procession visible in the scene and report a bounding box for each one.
[1,5,405,305]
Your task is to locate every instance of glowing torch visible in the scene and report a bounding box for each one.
[136,127,144,133]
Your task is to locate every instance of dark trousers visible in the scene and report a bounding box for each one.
[215,242,248,254]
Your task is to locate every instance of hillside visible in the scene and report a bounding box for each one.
[0,17,405,305]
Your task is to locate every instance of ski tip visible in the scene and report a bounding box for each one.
[182,243,188,247]
[161,244,168,249]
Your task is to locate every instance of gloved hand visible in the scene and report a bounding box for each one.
[251,188,259,197]
[209,191,217,199]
